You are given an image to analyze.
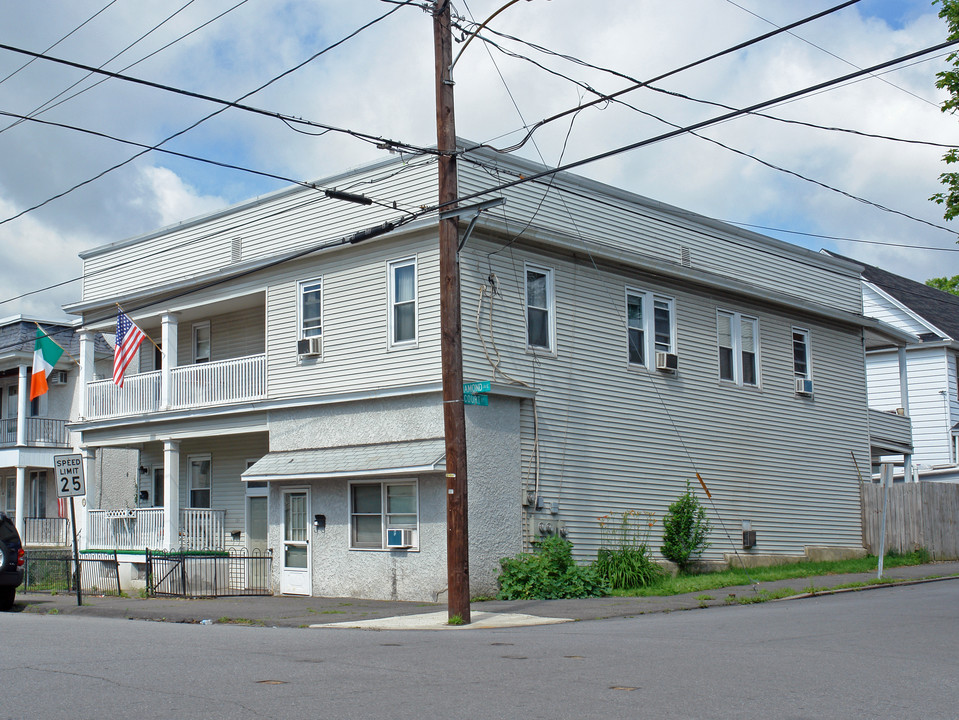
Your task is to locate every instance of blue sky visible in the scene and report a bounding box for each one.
[0,0,957,319]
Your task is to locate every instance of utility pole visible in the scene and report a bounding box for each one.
[433,0,471,623]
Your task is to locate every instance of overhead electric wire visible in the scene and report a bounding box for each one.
[452,0,864,154]
[0,0,426,228]
[0,0,120,86]
[0,0,253,136]
[449,38,959,238]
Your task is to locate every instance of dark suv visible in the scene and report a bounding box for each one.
[0,512,24,611]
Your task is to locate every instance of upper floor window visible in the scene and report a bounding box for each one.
[525,264,554,351]
[299,279,323,339]
[793,328,811,380]
[718,310,759,387]
[627,288,675,367]
[193,322,211,364]
[388,258,417,347]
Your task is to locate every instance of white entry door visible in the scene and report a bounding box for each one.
[280,488,310,595]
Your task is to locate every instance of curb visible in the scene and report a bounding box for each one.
[772,573,959,603]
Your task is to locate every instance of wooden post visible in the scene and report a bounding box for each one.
[433,0,470,624]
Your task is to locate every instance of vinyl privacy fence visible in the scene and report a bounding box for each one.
[861,482,959,560]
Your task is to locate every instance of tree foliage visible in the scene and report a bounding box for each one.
[931,0,959,220]
[926,275,959,295]
[660,481,712,573]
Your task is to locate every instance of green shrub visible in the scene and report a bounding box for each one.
[593,510,666,590]
[661,480,712,573]
[497,536,609,600]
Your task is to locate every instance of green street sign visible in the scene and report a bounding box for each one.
[463,381,491,395]
[464,393,489,406]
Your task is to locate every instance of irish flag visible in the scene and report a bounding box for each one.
[30,328,64,400]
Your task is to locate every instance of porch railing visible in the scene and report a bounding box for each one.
[23,516,70,546]
[86,508,225,551]
[84,354,265,420]
[0,418,69,447]
[868,408,913,454]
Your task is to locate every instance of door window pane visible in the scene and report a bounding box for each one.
[284,492,307,543]
[189,458,211,508]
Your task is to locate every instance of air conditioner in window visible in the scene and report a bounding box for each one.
[386,528,414,548]
[50,370,69,385]
[655,352,678,372]
[795,378,814,396]
[297,337,323,357]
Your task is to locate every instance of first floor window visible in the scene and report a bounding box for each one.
[189,456,211,508]
[627,288,675,367]
[350,480,418,549]
[718,310,759,387]
[793,328,811,380]
[389,258,417,346]
[29,470,46,518]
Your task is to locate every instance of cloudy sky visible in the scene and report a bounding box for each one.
[0,0,957,320]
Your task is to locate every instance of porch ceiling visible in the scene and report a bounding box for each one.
[242,438,447,482]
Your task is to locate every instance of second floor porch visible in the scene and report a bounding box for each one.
[0,417,69,448]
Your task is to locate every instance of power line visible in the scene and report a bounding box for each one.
[452,38,959,238]
[0,1,428,228]
[0,0,253,136]
[453,0,864,154]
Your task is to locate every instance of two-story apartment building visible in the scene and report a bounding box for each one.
[826,251,959,482]
[65,146,911,601]
[0,316,110,545]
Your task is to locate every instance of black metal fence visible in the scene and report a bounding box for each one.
[23,517,70,546]
[22,550,122,596]
[146,548,272,598]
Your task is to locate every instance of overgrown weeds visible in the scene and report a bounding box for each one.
[497,536,608,600]
[593,510,666,590]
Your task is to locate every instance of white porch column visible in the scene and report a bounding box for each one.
[163,440,180,551]
[898,346,915,481]
[14,466,25,538]
[79,447,95,549]
[78,331,95,420]
[160,313,178,410]
[16,365,28,446]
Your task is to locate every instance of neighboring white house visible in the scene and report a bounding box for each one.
[0,316,111,545]
[64,146,911,601]
[826,251,959,482]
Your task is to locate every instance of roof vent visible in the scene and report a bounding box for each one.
[680,246,691,268]
[231,237,243,263]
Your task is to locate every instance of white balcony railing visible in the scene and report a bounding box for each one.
[87,508,225,551]
[85,354,265,420]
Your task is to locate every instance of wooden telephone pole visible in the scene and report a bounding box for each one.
[433,0,471,623]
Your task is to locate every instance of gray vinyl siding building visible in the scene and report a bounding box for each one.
[66,146,898,601]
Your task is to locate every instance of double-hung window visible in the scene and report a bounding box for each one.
[718,310,759,386]
[388,258,417,347]
[350,480,418,549]
[525,264,554,352]
[626,288,675,367]
[193,322,211,364]
[189,455,212,508]
[300,278,323,339]
[793,328,811,380]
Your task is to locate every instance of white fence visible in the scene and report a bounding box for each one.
[87,508,225,551]
[86,355,265,419]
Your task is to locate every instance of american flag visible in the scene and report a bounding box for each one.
[113,311,146,387]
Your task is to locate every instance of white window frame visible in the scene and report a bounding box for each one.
[525,263,555,353]
[298,278,324,340]
[717,310,760,387]
[348,479,419,551]
[792,327,811,381]
[626,288,675,368]
[388,257,418,348]
[193,321,211,364]
[188,454,212,509]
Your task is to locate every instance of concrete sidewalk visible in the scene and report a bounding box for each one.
[13,560,959,630]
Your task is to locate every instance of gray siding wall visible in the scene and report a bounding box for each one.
[138,305,266,371]
[460,235,871,561]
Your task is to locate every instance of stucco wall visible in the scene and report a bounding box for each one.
[94,447,139,510]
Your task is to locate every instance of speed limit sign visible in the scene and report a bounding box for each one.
[54,454,86,497]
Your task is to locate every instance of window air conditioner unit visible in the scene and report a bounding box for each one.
[795,378,814,396]
[50,370,68,385]
[297,337,323,357]
[386,528,414,548]
[655,352,678,372]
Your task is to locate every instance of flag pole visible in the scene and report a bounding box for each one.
[115,303,163,354]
